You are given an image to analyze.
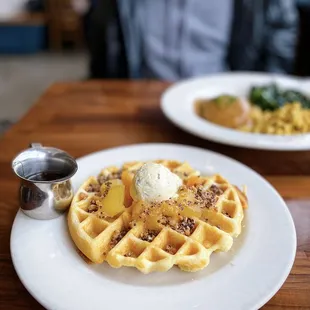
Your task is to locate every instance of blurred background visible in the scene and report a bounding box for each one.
[0,0,310,134]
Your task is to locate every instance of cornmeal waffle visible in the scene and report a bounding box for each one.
[68,160,247,273]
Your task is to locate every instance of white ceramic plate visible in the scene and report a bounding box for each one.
[11,144,296,310]
[161,72,310,150]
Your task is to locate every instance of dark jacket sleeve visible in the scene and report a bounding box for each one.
[262,0,299,73]
[229,0,299,74]
[88,0,128,79]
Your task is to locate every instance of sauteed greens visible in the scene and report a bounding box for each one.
[249,83,310,111]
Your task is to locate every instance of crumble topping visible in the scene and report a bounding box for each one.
[157,215,177,227]
[164,244,177,255]
[124,251,135,258]
[140,230,159,242]
[195,186,218,209]
[100,181,112,199]
[97,210,107,219]
[173,217,195,236]
[86,182,112,216]
[158,215,195,236]
[85,184,100,193]
[87,202,98,213]
[209,184,223,196]
[109,229,129,248]
[98,170,122,185]
[79,192,88,200]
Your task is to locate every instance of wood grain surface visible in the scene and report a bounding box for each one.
[0,81,309,310]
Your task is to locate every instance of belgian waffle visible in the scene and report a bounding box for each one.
[68,160,247,273]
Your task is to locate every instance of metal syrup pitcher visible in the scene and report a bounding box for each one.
[12,143,78,220]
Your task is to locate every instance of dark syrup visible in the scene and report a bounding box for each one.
[28,171,67,182]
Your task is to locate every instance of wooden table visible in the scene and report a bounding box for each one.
[0,81,309,309]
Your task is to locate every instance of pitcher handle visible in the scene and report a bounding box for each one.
[29,143,42,148]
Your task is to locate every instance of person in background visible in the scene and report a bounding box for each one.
[296,0,310,76]
[71,0,90,14]
[88,0,299,80]
[71,0,96,47]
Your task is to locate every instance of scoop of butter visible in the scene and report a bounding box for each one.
[130,162,182,202]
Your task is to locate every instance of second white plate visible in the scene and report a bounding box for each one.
[161,72,310,150]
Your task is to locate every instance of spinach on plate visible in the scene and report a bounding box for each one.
[249,83,310,110]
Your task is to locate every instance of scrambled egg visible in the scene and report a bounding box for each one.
[238,102,310,135]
